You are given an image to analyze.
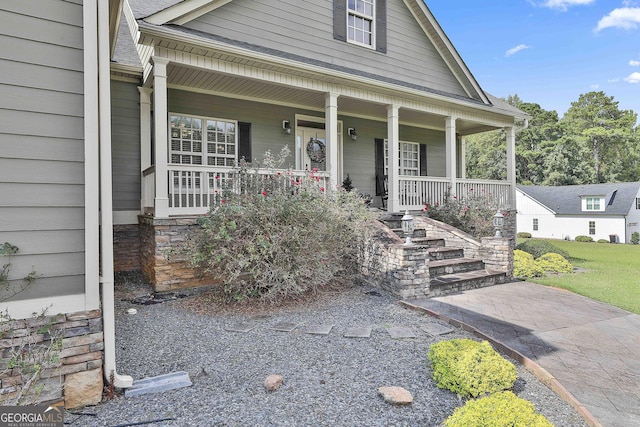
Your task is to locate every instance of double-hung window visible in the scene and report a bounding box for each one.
[170,114,237,167]
[585,197,601,211]
[383,140,420,176]
[589,221,596,235]
[533,218,539,231]
[347,0,374,47]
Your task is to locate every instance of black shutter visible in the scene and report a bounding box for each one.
[376,0,387,53]
[419,144,427,176]
[238,122,252,163]
[374,138,385,195]
[333,0,347,42]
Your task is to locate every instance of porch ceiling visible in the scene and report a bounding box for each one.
[166,63,499,134]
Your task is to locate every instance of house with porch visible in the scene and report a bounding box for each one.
[517,183,640,243]
[0,0,525,405]
[110,0,527,287]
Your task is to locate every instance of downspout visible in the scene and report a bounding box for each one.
[98,0,133,389]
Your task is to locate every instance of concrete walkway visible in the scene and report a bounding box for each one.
[401,281,640,427]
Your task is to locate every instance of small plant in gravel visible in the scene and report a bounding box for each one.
[423,191,499,239]
[182,147,375,303]
[444,391,553,427]
[428,339,517,398]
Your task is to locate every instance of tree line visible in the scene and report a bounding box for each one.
[465,91,639,185]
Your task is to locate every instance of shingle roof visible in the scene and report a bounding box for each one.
[517,183,640,216]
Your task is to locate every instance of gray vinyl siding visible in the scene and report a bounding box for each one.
[167,90,447,204]
[111,80,141,212]
[0,0,85,300]
[184,0,466,97]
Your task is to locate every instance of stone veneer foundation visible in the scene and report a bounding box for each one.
[139,215,220,292]
[0,309,104,408]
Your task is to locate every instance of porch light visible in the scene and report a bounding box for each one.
[401,210,414,245]
[348,128,357,141]
[493,209,504,237]
[282,120,291,135]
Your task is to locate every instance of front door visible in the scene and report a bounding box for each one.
[296,128,327,172]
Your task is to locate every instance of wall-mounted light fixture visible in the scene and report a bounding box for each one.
[348,128,357,141]
[282,120,291,135]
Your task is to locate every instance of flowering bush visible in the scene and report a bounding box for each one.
[424,191,498,238]
[535,253,573,274]
[513,250,544,278]
[183,147,375,303]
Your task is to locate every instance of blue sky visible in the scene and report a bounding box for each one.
[427,0,640,119]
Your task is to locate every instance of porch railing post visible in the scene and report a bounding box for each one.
[152,56,170,218]
[387,104,400,213]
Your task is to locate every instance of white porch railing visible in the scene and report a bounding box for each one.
[142,165,330,216]
[398,176,513,211]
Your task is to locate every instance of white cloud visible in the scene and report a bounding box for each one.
[590,84,600,89]
[538,0,594,11]
[505,44,531,57]
[625,72,640,83]
[608,78,621,83]
[630,60,640,66]
[595,8,640,31]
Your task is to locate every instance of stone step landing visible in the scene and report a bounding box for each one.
[428,258,486,278]
[428,269,507,298]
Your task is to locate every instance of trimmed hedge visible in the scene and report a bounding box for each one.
[517,232,532,239]
[575,235,594,242]
[444,391,553,427]
[515,239,569,259]
[428,339,517,398]
[513,250,544,278]
[535,253,573,274]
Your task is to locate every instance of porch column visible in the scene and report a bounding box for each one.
[460,135,467,179]
[445,116,457,196]
[138,87,152,212]
[152,57,170,218]
[325,92,339,188]
[506,126,516,208]
[387,104,400,213]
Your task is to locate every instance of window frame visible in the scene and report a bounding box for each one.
[584,197,602,211]
[383,140,421,176]
[533,218,538,231]
[589,221,596,235]
[347,0,376,49]
[636,198,640,209]
[169,113,238,168]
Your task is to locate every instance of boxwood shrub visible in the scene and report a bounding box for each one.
[428,339,517,398]
[444,391,553,427]
[513,250,544,278]
[517,232,532,239]
[575,235,594,242]
[535,253,573,274]
[515,239,569,259]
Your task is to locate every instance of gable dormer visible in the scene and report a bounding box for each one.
[581,195,605,212]
[333,0,387,53]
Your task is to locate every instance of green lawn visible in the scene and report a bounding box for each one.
[519,239,640,315]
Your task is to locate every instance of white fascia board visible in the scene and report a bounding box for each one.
[139,25,520,125]
[145,0,233,25]
[516,188,557,215]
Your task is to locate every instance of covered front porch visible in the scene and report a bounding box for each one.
[136,56,519,218]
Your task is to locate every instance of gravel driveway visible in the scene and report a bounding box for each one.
[73,276,588,426]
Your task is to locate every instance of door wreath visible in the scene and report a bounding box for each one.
[306,138,326,163]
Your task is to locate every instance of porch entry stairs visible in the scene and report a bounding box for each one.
[375,213,507,298]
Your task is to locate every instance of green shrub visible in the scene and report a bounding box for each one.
[575,235,594,242]
[444,391,553,427]
[597,239,610,243]
[424,192,499,239]
[428,339,517,398]
[182,148,375,303]
[513,250,544,278]
[517,232,532,239]
[515,239,569,259]
[535,253,573,274]
[631,231,639,245]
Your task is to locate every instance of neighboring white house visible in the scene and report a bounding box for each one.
[516,183,640,243]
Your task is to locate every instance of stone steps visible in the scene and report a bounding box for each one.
[428,270,507,298]
[428,257,486,278]
[427,246,464,260]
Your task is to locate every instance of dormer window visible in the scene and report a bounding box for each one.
[348,0,374,47]
[583,196,604,211]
